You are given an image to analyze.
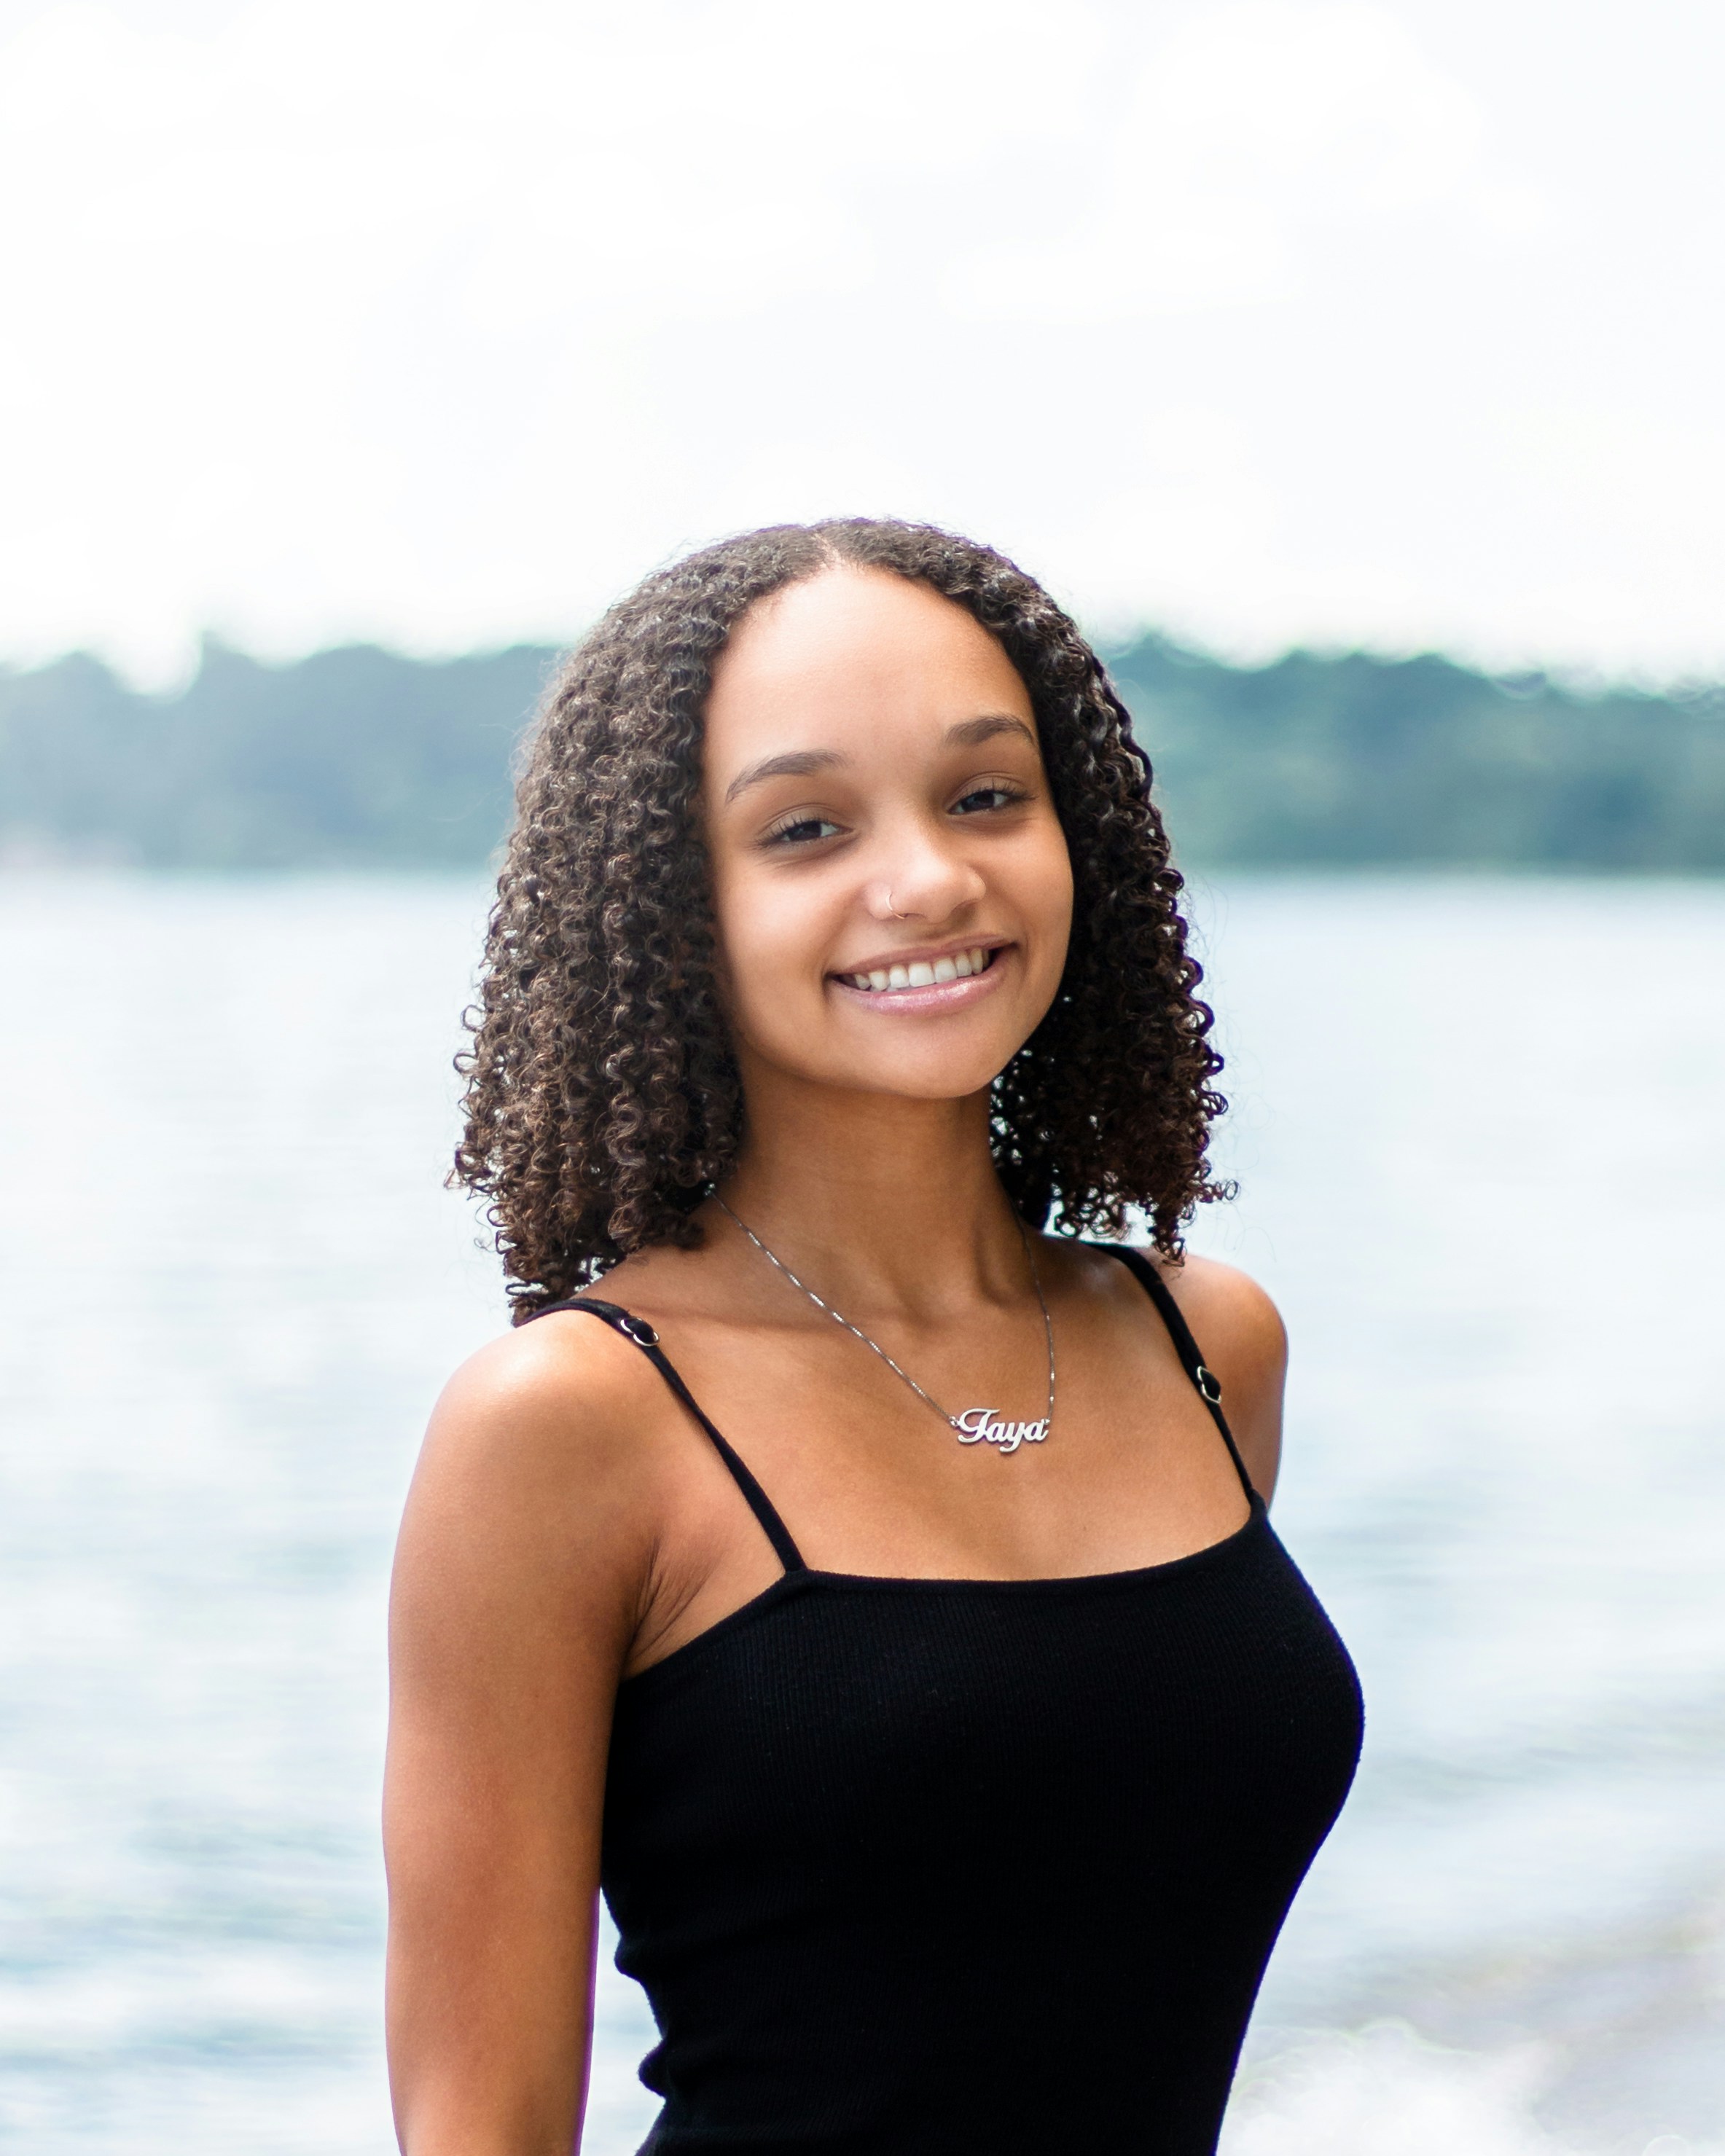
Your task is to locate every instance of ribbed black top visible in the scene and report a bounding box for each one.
[532,1247,1362,2155]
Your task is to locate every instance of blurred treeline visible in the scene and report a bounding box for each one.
[2,635,1721,871]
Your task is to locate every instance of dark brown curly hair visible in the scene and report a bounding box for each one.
[454,518,1227,1318]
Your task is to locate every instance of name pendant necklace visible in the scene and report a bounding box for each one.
[714,1196,1055,1455]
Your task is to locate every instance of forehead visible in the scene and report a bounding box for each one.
[703,568,1033,756]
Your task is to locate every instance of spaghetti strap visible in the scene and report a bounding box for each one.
[1095,1246,1259,1502]
[525,1297,807,1575]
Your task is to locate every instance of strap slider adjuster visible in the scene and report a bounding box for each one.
[1194,1364,1222,1405]
[619,1315,660,1348]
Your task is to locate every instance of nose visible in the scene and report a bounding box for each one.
[864,814,987,925]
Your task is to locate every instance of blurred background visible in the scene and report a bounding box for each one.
[1,1,1722,2150]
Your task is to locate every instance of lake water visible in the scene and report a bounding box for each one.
[0,871,1721,2155]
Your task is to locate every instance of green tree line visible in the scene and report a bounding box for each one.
[1,634,1721,871]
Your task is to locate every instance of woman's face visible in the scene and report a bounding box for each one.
[700,568,1074,1105]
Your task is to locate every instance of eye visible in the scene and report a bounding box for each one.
[764,813,843,847]
[950,783,1028,817]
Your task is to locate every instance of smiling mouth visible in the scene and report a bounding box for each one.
[836,946,1001,995]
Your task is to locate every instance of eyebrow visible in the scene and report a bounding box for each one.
[946,713,1036,750]
[721,713,1036,807]
[723,748,843,806]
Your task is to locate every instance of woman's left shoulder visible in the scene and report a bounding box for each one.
[1137,1250,1288,1499]
[1048,1238,1286,1366]
[1152,1252,1288,1371]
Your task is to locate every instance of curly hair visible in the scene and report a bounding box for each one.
[454,519,1227,1319]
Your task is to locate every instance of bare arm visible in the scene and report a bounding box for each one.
[383,1322,660,2155]
[1157,1255,1288,1502]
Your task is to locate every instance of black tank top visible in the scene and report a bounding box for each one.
[533,1245,1362,2155]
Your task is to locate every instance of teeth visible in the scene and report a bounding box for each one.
[843,947,998,992]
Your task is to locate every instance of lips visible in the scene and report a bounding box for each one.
[836,945,999,995]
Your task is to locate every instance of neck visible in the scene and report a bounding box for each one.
[718,1064,1030,1314]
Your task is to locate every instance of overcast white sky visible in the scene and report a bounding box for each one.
[1,0,1722,684]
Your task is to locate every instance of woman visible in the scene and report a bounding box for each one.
[384,520,1362,2155]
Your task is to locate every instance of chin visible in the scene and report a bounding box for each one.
[737,995,1052,1104]
[812,1042,1019,1102]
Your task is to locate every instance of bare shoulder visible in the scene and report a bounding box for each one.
[1050,1238,1286,1373]
[1154,1253,1286,1500]
[1154,1253,1287,1376]
[1063,1244,1286,1502]
[423,1303,671,1489]
[418,1304,674,1517]
[394,1306,679,1678]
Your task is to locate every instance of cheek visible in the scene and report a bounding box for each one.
[1021,820,1076,965]
[711,863,834,1022]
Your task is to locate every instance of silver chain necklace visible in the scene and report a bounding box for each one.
[713,1196,1055,1455]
